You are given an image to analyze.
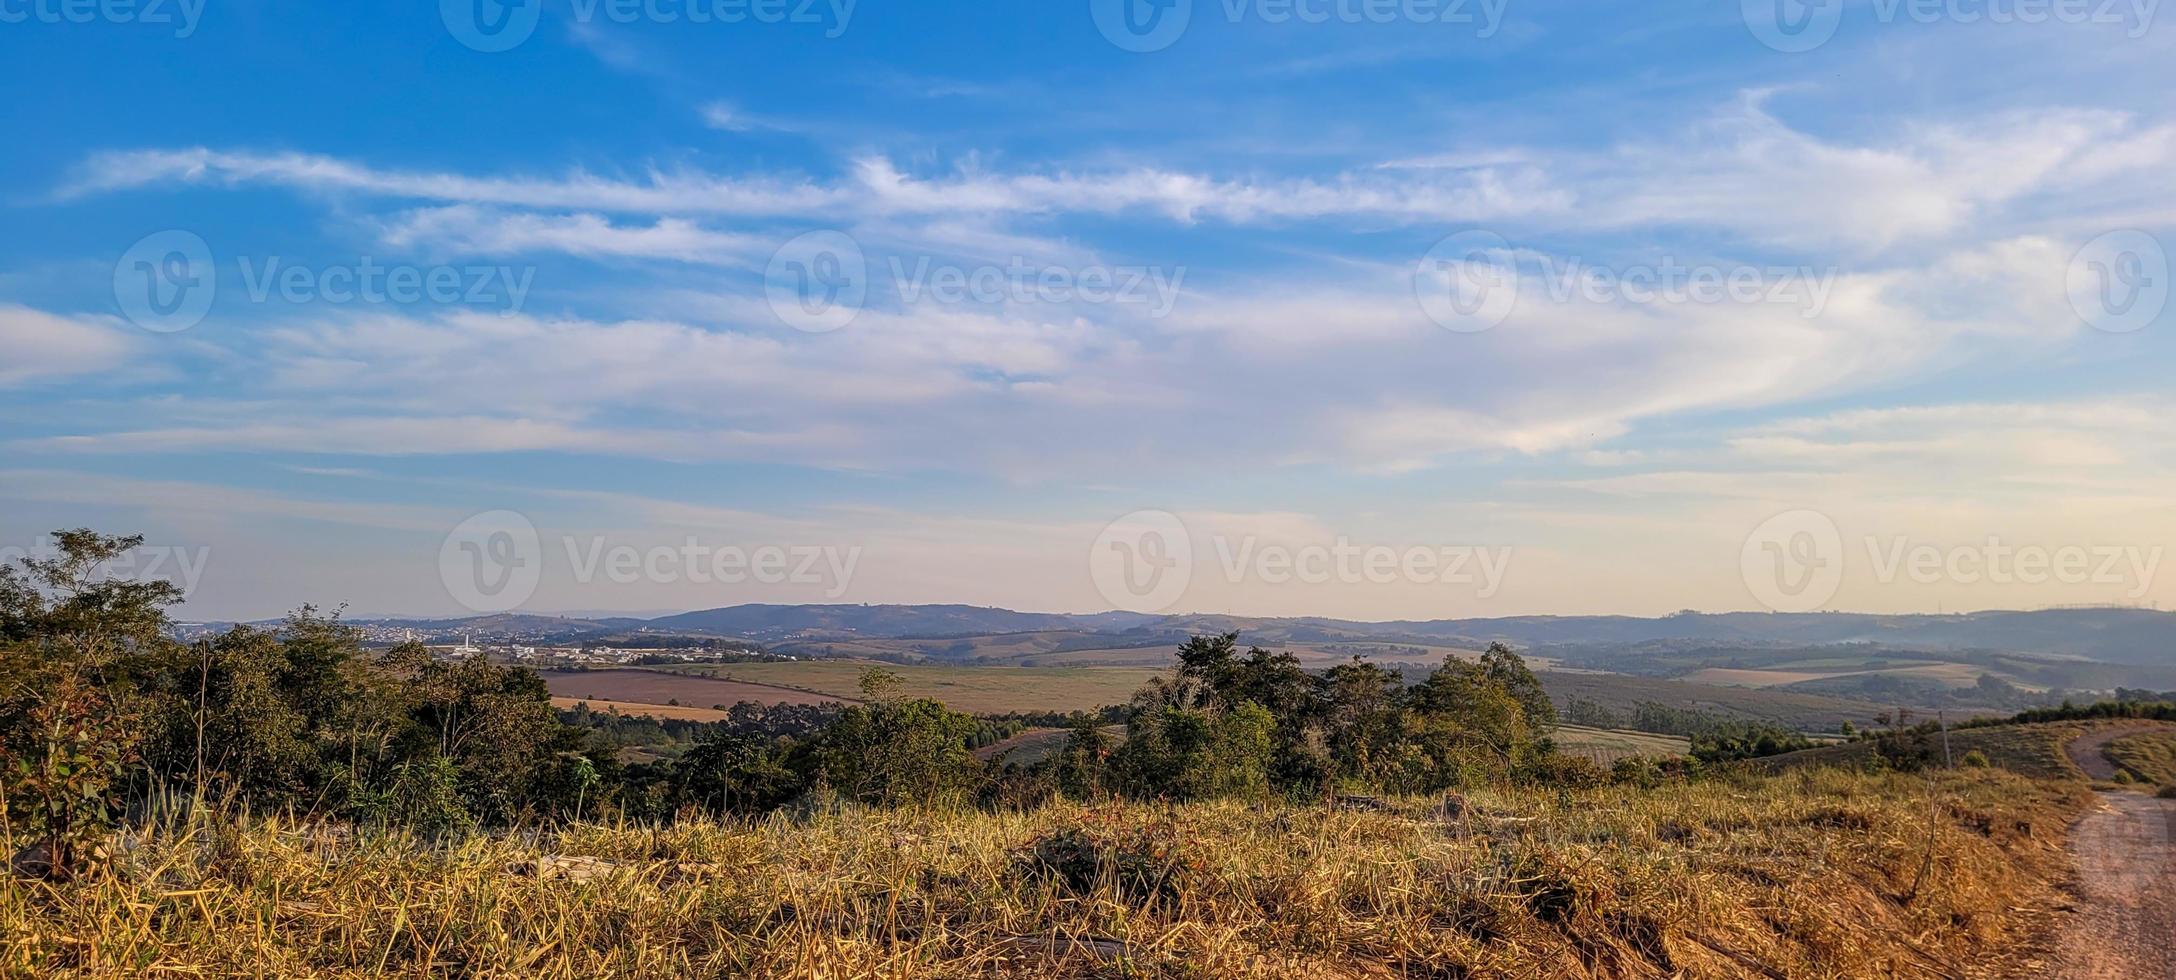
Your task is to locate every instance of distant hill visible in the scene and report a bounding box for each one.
[646,604,1158,638]
[319,604,2176,667]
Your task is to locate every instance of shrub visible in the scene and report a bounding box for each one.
[2157,785,2176,799]
[1960,750,1991,768]
[1524,753,1607,789]
[2112,771,2135,785]
[1017,820,1191,903]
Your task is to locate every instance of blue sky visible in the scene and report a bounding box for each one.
[2,1,2172,620]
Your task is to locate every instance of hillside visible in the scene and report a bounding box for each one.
[338,605,2176,666]
[1760,719,2176,782]
[3,770,2089,978]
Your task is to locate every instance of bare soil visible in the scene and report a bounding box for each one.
[2024,730,2176,979]
[2061,722,2175,780]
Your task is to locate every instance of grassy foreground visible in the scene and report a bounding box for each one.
[3,769,2087,978]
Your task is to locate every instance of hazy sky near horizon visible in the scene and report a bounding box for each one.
[2,2,2173,621]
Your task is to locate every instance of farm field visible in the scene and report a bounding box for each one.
[1760,720,2119,780]
[1536,670,1921,733]
[772,634,1505,671]
[660,661,1165,714]
[1552,724,1689,762]
[986,643,1505,669]
[555,660,1922,732]
[1677,667,1832,688]
[549,697,734,721]
[1682,661,2007,690]
[539,669,846,709]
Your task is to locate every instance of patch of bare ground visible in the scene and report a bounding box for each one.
[2006,730,2176,979]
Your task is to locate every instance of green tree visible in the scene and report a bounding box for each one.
[0,531,182,876]
[795,695,982,807]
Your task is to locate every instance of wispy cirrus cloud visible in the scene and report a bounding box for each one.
[60,96,2176,252]
[377,205,760,265]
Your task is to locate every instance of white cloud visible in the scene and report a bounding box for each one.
[0,305,135,386]
[377,206,760,265]
[65,98,2174,253]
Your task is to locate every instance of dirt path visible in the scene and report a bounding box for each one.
[2062,722,2170,780]
[2031,730,2176,979]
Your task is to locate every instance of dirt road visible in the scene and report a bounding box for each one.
[2061,722,2169,781]
[2032,729,2176,979]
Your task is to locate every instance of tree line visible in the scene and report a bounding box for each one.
[2,530,1574,876]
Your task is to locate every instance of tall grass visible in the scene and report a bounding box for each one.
[3,769,2087,978]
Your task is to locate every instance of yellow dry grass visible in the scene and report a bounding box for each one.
[2105,730,2176,785]
[551,697,735,721]
[1,768,2088,978]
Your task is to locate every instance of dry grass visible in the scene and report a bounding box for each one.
[550,697,738,721]
[2,769,2088,978]
[1552,725,1690,764]
[1763,720,2097,780]
[663,661,1165,715]
[2105,730,2176,785]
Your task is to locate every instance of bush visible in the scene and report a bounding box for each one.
[1017,821,1192,903]
[1960,750,1990,768]
[2157,785,2176,799]
[2112,771,2135,785]
[1524,753,1607,789]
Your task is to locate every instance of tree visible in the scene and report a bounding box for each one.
[0,531,183,876]
[794,695,981,807]
[1477,643,1557,732]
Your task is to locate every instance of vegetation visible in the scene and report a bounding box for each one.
[0,533,1568,861]
[2105,730,2176,785]
[1765,721,2103,780]
[0,529,2138,976]
[1,769,2090,977]
[660,660,1166,715]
